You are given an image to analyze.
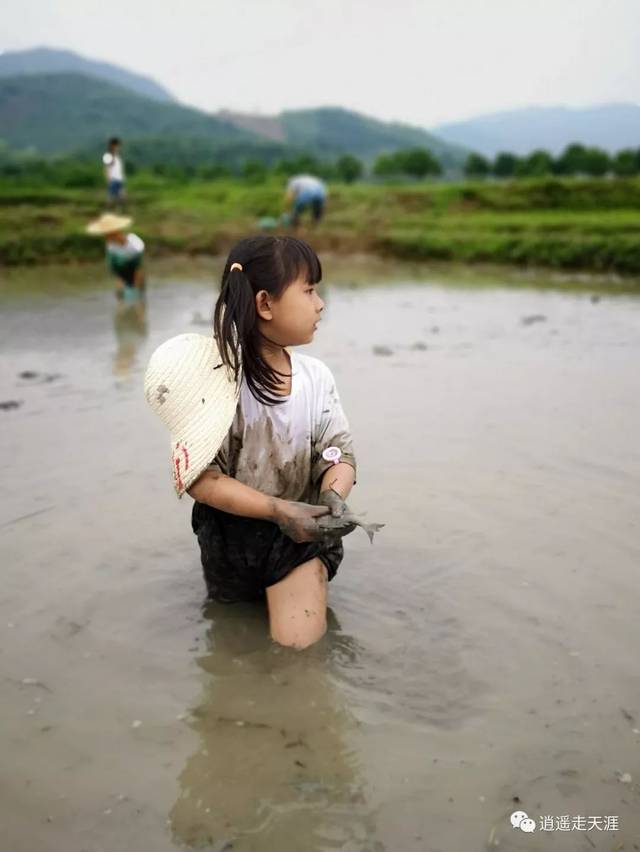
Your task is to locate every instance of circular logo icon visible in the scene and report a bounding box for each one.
[322,446,342,464]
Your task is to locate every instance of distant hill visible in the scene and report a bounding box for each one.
[0,46,175,102]
[433,104,640,156]
[0,72,468,170]
[219,106,468,168]
[0,73,271,155]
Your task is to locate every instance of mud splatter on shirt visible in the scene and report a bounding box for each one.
[208,351,356,503]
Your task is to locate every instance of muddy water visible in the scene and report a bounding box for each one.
[1,257,640,852]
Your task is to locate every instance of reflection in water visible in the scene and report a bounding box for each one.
[170,605,382,851]
[112,298,147,377]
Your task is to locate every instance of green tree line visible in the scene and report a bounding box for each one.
[2,136,640,187]
[464,144,640,179]
[0,141,365,187]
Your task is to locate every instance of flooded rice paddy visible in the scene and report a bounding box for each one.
[1,256,640,851]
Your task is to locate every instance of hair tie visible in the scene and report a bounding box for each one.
[230,262,243,273]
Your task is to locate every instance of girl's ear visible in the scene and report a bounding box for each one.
[255,289,273,321]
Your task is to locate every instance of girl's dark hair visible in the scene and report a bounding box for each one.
[214,235,322,405]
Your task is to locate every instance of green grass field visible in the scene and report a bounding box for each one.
[2,175,640,275]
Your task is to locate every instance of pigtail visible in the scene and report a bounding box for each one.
[214,265,254,383]
[213,236,322,406]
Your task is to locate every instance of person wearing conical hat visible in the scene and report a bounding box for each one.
[86,213,146,302]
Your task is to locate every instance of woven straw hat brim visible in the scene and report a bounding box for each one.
[144,333,240,497]
[86,214,133,235]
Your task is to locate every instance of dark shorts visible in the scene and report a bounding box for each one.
[191,502,344,603]
[108,179,124,199]
[109,257,142,289]
[292,195,325,225]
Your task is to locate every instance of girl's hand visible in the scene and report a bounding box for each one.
[318,488,347,518]
[274,500,330,543]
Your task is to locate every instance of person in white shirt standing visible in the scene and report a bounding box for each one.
[102,137,126,207]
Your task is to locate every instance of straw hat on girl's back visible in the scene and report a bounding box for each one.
[144,333,240,497]
[86,213,132,235]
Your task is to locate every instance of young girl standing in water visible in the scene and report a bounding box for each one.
[145,236,357,649]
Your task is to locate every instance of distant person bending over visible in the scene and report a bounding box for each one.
[284,174,327,228]
[102,137,126,207]
[86,213,145,301]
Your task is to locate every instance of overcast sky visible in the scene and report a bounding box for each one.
[2,0,639,127]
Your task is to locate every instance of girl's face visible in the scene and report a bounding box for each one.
[256,276,324,346]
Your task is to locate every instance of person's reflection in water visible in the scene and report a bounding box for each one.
[113,297,147,378]
[169,603,381,851]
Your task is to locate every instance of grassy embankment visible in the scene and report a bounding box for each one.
[2,175,640,274]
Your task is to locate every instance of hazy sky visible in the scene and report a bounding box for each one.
[2,0,639,127]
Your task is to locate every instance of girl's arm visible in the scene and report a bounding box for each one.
[188,469,280,520]
[319,462,355,501]
[188,470,329,542]
[312,365,357,509]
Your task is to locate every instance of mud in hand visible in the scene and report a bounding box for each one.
[282,498,385,545]
[275,501,331,543]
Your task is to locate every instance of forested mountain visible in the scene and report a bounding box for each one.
[0,73,467,170]
[0,73,262,154]
[0,46,175,102]
[222,107,468,167]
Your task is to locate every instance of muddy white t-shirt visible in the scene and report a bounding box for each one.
[208,351,356,503]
